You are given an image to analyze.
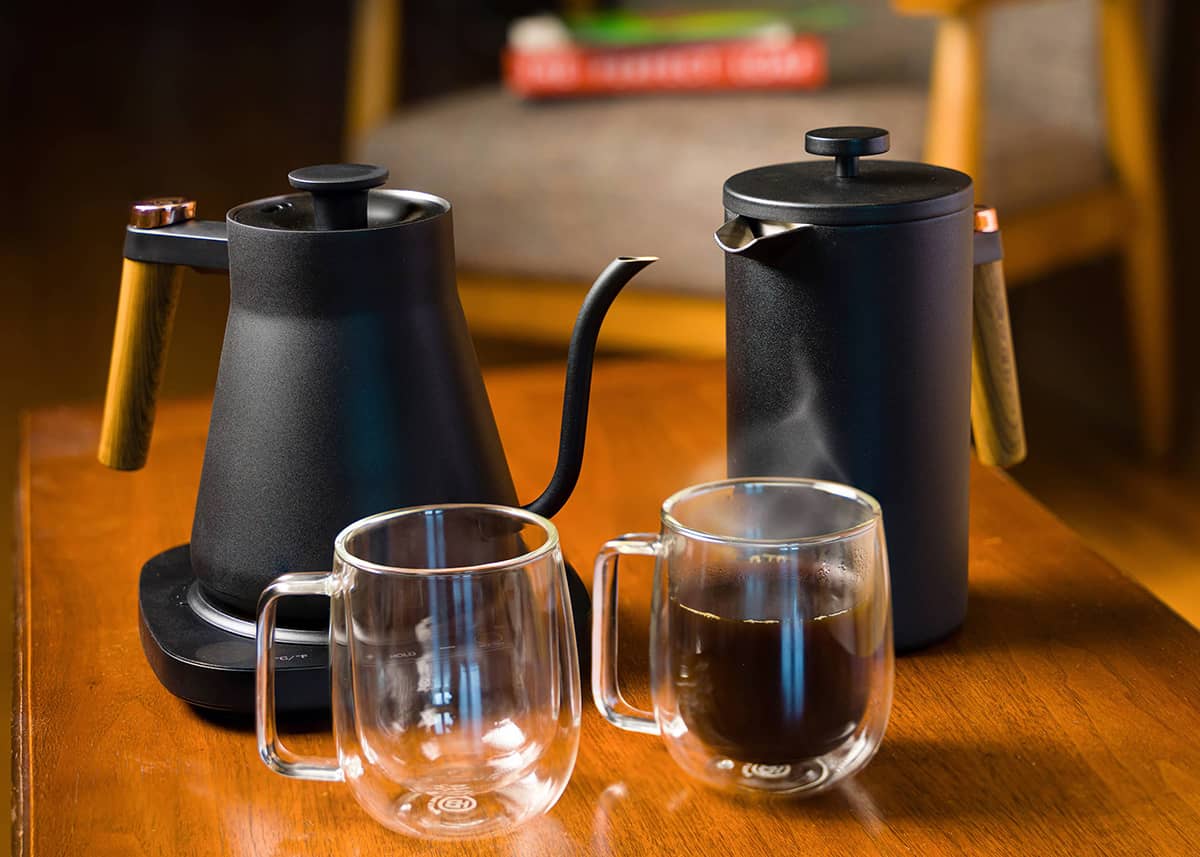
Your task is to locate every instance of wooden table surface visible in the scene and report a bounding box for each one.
[15,360,1200,856]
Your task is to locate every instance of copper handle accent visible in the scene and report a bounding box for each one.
[973,205,1000,234]
[971,206,1027,468]
[98,199,194,470]
[129,197,196,228]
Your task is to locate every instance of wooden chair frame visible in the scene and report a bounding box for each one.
[903,0,1172,457]
[346,0,1172,455]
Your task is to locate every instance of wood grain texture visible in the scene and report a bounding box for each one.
[15,360,1200,856]
[97,259,183,471]
[970,260,1026,467]
[12,413,32,857]
[1011,388,1200,629]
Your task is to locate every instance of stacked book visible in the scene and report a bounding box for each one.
[504,8,851,99]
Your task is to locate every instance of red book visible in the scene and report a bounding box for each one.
[504,36,827,98]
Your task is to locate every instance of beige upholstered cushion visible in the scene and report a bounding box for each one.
[358,0,1113,295]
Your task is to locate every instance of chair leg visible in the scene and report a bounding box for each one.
[1117,212,1172,459]
[1100,0,1173,457]
[344,0,400,154]
[923,10,986,195]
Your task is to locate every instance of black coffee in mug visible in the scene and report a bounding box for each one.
[670,582,882,763]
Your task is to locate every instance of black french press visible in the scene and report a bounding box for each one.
[717,127,1025,651]
[100,164,654,711]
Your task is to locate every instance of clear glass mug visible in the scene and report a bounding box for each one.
[592,478,893,796]
[256,505,581,839]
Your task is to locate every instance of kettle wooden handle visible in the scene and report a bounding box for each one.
[970,217,1026,467]
[98,258,184,469]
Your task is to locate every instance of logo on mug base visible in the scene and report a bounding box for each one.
[429,794,478,814]
[742,763,792,780]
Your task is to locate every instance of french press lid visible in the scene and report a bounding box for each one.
[722,127,973,226]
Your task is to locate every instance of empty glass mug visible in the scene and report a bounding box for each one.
[256,505,581,839]
[593,478,893,795]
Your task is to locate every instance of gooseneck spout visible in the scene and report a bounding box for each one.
[524,256,657,518]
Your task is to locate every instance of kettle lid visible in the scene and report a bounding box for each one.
[722,127,973,226]
[229,163,449,231]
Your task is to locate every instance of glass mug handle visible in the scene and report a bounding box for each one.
[591,534,662,735]
[255,571,343,782]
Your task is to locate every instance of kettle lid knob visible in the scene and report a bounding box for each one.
[805,127,890,178]
[287,164,389,230]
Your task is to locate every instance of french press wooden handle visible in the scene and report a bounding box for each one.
[97,199,194,470]
[970,206,1027,468]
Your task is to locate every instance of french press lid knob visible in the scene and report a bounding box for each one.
[287,164,389,230]
[723,126,971,225]
[805,127,890,178]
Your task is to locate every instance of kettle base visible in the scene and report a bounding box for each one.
[137,544,330,713]
[137,544,595,714]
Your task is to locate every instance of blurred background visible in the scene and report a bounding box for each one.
[1,0,1197,846]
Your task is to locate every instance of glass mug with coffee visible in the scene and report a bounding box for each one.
[255,504,581,839]
[592,478,893,795]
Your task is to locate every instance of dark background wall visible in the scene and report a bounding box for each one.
[0,4,349,424]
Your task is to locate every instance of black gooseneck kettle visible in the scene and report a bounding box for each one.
[99,163,654,711]
[716,127,1026,651]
